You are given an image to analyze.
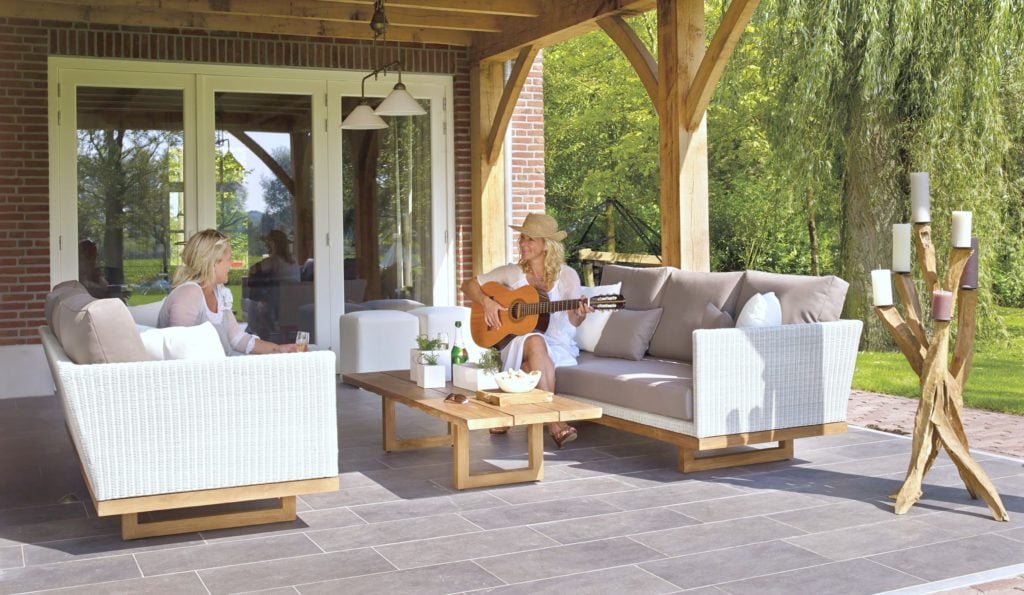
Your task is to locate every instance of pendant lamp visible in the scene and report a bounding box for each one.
[341,0,426,129]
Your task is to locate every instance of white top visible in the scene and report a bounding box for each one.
[477,263,581,370]
[158,282,257,355]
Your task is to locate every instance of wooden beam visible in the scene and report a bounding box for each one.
[320,0,542,18]
[485,45,539,165]
[470,60,508,276]
[598,15,659,112]
[658,0,709,271]
[227,129,296,196]
[683,0,761,131]
[0,1,473,45]
[40,0,506,32]
[470,0,657,62]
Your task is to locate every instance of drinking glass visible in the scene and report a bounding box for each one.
[294,331,310,352]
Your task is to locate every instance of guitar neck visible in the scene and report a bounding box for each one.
[516,298,580,316]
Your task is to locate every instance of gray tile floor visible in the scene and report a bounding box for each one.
[1,384,1022,594]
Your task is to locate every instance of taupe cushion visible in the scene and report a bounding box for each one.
[45,280,87,332]
[599,265,670,310]
[738,270,849,324]
[647,270,744,361]
[54,293,152,364]
[701,301,735,330]
[593,308,663,361]
[556,352,694,421]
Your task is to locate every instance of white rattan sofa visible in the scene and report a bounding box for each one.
[40,282,339,539]
[556,265,863,473]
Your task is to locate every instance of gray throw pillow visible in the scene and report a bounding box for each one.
[593,308,663,361]
[598,265,670,310]
[701,302,734,329]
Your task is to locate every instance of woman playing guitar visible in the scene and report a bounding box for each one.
[461,212,594,447]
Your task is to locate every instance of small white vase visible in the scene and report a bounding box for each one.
[452,363,499,391]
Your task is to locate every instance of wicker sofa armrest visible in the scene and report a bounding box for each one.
[690,320,862,438]
[40,327,338,502]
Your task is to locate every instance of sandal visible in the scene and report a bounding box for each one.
[489,427,509,435]
[550,426,577,449]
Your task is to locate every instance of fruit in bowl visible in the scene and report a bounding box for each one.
[494,369,542,393]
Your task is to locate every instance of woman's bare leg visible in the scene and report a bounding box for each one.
[521,335,572,439]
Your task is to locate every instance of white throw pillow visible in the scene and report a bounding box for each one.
[736,292,782,328]
[139,322,227,361]
[574,282,623,352]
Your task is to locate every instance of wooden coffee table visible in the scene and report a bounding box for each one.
[342,370,602,490]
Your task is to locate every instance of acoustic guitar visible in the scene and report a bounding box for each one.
[470,282,625,349]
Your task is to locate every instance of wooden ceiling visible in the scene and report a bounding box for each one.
[0,0,657,61]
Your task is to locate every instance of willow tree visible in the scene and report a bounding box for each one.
[766,0,1024,348]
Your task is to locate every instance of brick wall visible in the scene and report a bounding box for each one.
[0,17,544,345]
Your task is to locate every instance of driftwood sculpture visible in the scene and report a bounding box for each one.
[873,221,1007,521]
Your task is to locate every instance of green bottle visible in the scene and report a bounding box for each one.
[451,321,469,367]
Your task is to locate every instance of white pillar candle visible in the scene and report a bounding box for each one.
[892,223,911,272]
[951,211,972,248]
[910,172,930,223]
[871,269,893,307]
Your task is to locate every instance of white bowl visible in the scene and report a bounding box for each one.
[494,369,542,393]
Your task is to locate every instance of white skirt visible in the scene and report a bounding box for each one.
[500,332,578,371]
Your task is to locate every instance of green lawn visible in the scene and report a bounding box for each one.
[853,306,1024,415]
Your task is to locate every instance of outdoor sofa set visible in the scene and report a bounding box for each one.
[39,281,339,539]
[36,264,861,539]
[557,265,862,471]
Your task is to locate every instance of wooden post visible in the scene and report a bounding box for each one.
[657,0,709,272]
[875,224,1007,521]
[470,59,509,276]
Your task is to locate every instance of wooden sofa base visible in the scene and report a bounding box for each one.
[91,476,339,540]
[590,415,847,473]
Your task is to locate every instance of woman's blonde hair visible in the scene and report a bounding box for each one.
[173,229,230,288]
[519,236,565,288]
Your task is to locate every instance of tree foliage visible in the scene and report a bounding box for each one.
[543,1,1024,347]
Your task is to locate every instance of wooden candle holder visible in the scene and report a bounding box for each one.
[873,223,1007,521]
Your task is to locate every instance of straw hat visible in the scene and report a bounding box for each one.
[509,213,567,241]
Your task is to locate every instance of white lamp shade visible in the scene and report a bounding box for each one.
[341,103,388,130]
[375,83,426,116]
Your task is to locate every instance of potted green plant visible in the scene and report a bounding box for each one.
[410,334,448,381]
[416,351,445,389]
[452,347,501,391]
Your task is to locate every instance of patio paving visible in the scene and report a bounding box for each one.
[0,384,1022,594]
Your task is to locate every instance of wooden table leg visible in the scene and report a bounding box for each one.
[453,423,545,490]
[381,395,453,453]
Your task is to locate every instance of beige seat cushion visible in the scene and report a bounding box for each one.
[647,270,744,362]
[556,352,694,421]
[738,270,849,324]
[53,291,152,364]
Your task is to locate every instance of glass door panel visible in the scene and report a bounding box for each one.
[214,92,314,343]
[75,87,184,305]
[342,95,433,305]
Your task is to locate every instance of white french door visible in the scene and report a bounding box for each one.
[49,58,454,357]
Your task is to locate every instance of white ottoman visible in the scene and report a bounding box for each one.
[339,310,419,375]
[408,306,485,363]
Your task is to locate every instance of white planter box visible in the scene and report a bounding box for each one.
[416,364,446,388]
[452,363,499,391]
[410,349,451,381]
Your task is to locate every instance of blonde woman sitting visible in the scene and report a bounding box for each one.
[158,229,302,355]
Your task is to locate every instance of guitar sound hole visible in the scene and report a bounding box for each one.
[509,303,520,321]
